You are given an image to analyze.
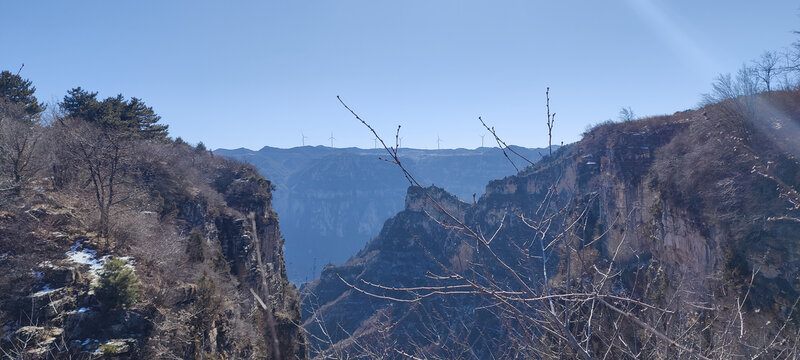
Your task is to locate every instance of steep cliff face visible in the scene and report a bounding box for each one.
[199,164,307,359]
[215,146,551,283]
[302,186,482,357]
[0,144,307,358]
[303,92,800,358]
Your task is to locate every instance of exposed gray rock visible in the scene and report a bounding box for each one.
[216,146,552,283]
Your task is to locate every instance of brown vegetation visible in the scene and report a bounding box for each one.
[0,89,306,358]
[302,90,800,359]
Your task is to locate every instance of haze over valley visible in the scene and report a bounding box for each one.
[215,145,552,283]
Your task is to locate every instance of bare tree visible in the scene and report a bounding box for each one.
[0,100,41,192]
[702,65,761,104]
[701,64,762,119]
[546,87,556,155]
[54,117,133,241]
[318,95,800,359]
[333,96,671,358]
[753,51,781,92]
[618,106,636,122]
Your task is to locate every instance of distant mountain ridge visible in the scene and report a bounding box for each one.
[214,145,552,283]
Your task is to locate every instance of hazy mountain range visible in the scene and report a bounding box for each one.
[214,145,552,283]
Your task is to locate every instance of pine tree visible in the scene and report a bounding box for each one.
[0,70,45,118]
[60,87,99,121]
[60,88,169,140]
[95,257,140,310]
[124,97,168,139]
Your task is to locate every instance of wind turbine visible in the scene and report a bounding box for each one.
[399,137,404,148]
[329,132,335,148]
[372,137,378,149]
[480,134,485,148]
[301,132,308,146]
[437,135,442,150]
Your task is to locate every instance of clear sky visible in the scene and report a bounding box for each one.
[2,1,798,150]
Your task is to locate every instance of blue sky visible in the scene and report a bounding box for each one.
[2,1,798,150]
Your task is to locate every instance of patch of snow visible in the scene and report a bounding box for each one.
[586,161,597,165]
[117,256,135,266]
[33,285,56,296]
[30,269,44,280]
[65,240,136,278]
[78,338,100,349]
[66,241,103,276]
[68,241,82,252]
[75,307,90,314]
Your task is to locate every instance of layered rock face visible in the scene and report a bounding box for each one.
[303,92,800,358]
[0,148,307,358]
[215,146,550,283]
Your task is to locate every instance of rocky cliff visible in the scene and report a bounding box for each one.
[215,146,551,283]
[302,92,800,358]
[0,140,307,358]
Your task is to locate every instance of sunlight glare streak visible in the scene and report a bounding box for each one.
[625,0,718,75]
[627,1,800,161]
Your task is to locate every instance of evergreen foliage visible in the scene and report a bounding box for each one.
[59,87,97,121]
[0,70,45,118]
[60,87,168,139]
[95,257,140,309]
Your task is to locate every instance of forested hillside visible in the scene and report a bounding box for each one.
[0,71,306,358]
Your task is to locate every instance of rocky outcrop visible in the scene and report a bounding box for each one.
[0,148,307,358]
[215,146,552,283]
[302,92,800,358]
